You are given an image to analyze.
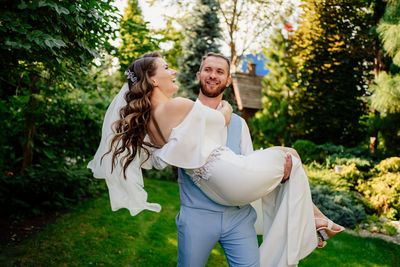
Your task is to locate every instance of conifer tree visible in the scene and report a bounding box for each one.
[177,0,222,98]
[250,30,295,148]
[369,0,400,155]
[118,0,159,73]
[372,0,400,113]
[288,0,374,146]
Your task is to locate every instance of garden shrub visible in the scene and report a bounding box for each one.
[317,143,373,171]
[292,139,323,163]
[325,154,371,169]
[0,161,105,217]
[143,166,176,182]
[318,143,370,158]
[305,163,351,191]
[374,157,400,173]
[311,184,366,227]
[339,163,364,187]
[357,158,400,220]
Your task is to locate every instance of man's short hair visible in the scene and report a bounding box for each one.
[199,52,231,75]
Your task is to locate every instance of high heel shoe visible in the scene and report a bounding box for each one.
[316,217,345,242]
[317,237,327,248]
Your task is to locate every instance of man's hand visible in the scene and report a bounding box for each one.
[218,100,233,126]
[281,153,292,183]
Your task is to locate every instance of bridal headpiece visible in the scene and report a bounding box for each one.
[124,69,138,84]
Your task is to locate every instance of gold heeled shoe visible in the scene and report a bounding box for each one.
[317,237,327,248]
[316,217,345,242]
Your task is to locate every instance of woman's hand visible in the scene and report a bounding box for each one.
[218,100,233,126]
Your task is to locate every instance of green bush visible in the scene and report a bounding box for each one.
[305,163,351,191]
[357,171,400,220]
[311,184,366,227]
[0,161,105,217]
[374,157,400,173]
[318,143,370,157]
[326,154,371,169]
[292,139,323,163]
[339,163,364,188]
[143,166,177,182]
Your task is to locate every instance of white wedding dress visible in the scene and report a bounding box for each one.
[150,99,318,267]
[88,85,317,267]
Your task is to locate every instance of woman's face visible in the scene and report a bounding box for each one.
[151,58,178,96]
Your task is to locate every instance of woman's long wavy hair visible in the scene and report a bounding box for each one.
[104,52,161,179]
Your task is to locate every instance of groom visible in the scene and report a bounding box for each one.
[175,52,292,266]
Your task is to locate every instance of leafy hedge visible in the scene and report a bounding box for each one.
[0,161,105,217]
[357,157,400,220]
[311,184,366,227]
[143,166,177,182]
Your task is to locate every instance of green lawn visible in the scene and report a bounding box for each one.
[1,179,399,266]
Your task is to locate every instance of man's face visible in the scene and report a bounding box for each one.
[197,56,232,98]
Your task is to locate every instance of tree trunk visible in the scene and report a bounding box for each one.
[21,74,39,172]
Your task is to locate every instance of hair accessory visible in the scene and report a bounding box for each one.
[124,69,138,84]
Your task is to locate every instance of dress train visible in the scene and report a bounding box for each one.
[191,148,318,267]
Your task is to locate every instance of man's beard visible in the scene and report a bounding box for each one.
[199,80,226,98]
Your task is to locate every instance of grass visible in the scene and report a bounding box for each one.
[1,179,400,266]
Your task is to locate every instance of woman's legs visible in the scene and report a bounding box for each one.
[274,147,345,247]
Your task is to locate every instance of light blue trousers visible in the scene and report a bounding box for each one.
[176,205,260,267]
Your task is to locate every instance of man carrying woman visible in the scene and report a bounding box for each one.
[89,52,344,267]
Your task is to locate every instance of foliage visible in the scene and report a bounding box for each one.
[357,157,400,220]
[325,155,372,170]
[0,56,123,216]
[118,0,159,73]
[317,142,373,170]
[0,161,105,217]
[0,0,118,81]
[317,143,371,158]
[311,185,366,227]
[216,0,301,68]
[368,0,400,155]
[250,31,295,148]
[177,0,222,98]
[156,20,183,71]
[143,166,177,182]
[149,0,302,69]
[357,171,400,220]
[370,72,400,114]
[376,0,400,67]
[288,0,374,146]
[374,157,400,173]
[291,140,322,163]
[0,0,119,171]
[339,163,364,187]
[305,163,351,191]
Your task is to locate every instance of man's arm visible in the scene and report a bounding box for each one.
[239,117,253,156]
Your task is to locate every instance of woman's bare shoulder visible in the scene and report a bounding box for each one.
[165,97,194,114]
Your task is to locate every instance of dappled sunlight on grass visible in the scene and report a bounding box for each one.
[167,236,178,247]
[211,248,222,256]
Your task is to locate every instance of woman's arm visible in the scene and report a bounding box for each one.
[217,100,233,126]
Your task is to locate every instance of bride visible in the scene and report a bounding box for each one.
[88,52,344,266]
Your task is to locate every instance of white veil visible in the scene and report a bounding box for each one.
[87,84,161,216]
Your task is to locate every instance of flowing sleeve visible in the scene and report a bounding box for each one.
[87,84,161,216]
[152,99,226,169]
